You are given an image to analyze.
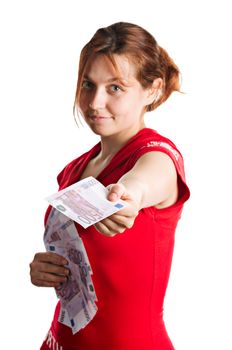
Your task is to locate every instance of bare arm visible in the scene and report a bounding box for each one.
[117,151,177,209]
[30,152,178,286]
[94,151,178,236]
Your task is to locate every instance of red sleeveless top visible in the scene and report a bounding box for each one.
[41,128,190,350]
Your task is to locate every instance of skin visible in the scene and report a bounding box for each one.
[30,54,178,287]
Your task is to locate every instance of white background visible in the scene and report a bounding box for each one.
[1,0,231,349]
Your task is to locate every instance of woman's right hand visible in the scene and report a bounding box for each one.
[29,252,69,288]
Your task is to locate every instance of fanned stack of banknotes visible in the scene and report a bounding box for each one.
[44,177,127,334]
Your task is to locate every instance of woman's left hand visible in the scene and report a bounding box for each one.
[93,183,139,237]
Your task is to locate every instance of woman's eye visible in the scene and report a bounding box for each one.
[110,84,122,92]
[82,80,93,90]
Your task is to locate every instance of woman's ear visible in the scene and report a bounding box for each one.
[146,78,163,105]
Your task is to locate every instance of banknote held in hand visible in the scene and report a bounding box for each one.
[44,177,127,333]
[45,176,127,228]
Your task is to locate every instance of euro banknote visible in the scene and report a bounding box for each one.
[44,208,97,334]
[44,177,126,333]
[45,176,127,228]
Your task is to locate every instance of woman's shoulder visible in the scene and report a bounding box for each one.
[127,128,189,193]
[128,128,183,164]
[136,128,190,204]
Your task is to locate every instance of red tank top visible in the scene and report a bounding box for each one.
[41,128,190,350]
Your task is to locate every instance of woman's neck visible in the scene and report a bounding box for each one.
[98,124,146,161]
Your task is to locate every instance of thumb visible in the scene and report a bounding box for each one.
[107,183,127,202]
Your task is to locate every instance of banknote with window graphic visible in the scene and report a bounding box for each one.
[45,176,127,228]
[44,208,97,334]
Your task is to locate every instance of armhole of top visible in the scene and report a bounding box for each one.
[127,145,190,208]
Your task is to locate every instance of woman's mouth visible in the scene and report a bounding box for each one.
[88,115,112,122]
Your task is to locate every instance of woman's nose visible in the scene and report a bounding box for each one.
[89,88,106,110]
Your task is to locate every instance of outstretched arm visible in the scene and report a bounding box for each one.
[94,151,178,237]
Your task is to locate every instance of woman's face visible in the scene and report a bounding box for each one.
[79,54,153,139]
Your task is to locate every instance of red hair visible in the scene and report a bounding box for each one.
[74,22,180,113]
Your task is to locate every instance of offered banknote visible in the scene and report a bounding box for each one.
[44,208,97,334]
[45,176,127,228]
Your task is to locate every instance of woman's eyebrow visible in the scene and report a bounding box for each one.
[83,75,121,83]
[83,75,132,87]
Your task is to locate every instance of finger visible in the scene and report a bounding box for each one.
[30,261,70,290]
[37,271,68,283]
[30,259,70,278]
[107,213,136,228]
[105,218,127,233]
[31,270,68,286]
[32,278,65,288]
[94,221,111,236]
[94,222,117,237]
[99,217,127,230]
[33,252,68,266]
[109,205,139,219]
[39,262,70,276]
[107,183,126,201]
[94,220,126,236]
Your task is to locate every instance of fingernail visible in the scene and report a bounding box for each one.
[110,193,118,201]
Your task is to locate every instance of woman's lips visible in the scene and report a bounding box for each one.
[89,115,112,121]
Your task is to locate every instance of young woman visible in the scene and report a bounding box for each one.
[30,22,190,350]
